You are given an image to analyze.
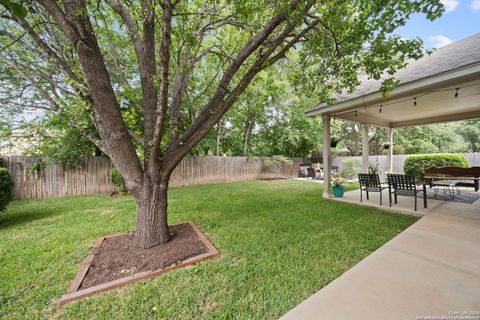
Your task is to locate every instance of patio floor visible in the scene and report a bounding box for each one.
[280,188,480,320]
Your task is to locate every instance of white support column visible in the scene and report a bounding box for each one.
[322,114,331,198]
[362,124,369,173]
[386,127,393,173]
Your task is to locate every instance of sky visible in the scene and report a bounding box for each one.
[395,0,480,49]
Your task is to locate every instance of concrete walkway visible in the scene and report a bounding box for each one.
[281,190,480,320]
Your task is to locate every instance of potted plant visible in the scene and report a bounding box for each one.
[330,138,339,148]
[368,163,379,175]
[331,174,346,197]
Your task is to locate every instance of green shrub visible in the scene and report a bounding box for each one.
[403,154,469,180]
[264,155,293,179]
[340,158,361,178]
[0,167,14,212]
[108,167,128,195]
[368,163,379,175]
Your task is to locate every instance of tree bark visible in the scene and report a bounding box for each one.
[242,112,253,156]
[215,122,222,156]
[135,175,171,249]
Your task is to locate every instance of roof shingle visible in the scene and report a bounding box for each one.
[333,33,480,103]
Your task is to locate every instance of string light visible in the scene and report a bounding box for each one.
[331,82,479,119]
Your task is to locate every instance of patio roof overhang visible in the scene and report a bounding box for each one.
[308,34,480,198]
[306,62,480,128]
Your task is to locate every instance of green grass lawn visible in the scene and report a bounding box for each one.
[0,180,417,319]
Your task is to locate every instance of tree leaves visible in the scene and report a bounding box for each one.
[1,0,27,18]
[0,0,447,161]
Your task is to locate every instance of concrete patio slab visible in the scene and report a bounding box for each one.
[329,188,447,216]
[389,228,480,277]
[292,177,325,184]
[280,189,480,320]
[413,213,480,243]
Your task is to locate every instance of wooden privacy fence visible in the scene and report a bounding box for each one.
[1,156,305,200]
[169,156,304,187]
[2,156,114,200]
[331,153,480,178]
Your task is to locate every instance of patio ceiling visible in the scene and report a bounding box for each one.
[307,34,480,128]
[320,78,480,128]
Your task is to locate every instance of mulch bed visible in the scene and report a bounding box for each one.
[80,223,207,289]
[59,221,218,305]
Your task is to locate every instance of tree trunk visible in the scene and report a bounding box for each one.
[215,122,222,156]
[135,177,170,249]
[242,113,253,156]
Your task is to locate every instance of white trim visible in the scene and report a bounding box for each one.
[390,110,480,128]
[322,115,332,198]
[362,124,369,173]
[307,62,480,117]
[335,112,391,128]
[386,128,393,173]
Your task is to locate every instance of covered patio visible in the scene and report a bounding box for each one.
[306,34,480,199]
[281,35,480,319]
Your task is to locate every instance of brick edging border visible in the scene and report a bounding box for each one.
[58,221,219,305]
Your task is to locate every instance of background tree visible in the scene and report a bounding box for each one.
[192,64,323,157]
[264,155,293,180]
[0,0,443,248]
[330,122,386,156]
[394,123,465,154]
[457,120,480,152]
[329,121,471,156]
[0,119,12,152]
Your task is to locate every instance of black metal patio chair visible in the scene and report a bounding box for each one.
[307,168,316,179]
[358,173,387,205]
[387,174,427,211]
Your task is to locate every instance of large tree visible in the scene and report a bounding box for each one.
[0,0,443,248]
[457,120,480,153]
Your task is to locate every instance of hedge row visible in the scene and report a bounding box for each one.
[403,154,469,180]
[0,167,14,212]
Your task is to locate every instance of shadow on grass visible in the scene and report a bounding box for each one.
[0,209,58,230]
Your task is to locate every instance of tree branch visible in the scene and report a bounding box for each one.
[161,0,312,174]
[0,27,26,52]
[12,15,84,85]
[149,0,174,173]
[36,0,80,43]
[106,0,158,162]
[171,0,302,155]
[37,0,144,193]
[69,120,108,155]
[266,18,321,67]
[128,129,145,148]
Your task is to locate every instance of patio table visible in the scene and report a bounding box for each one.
[424,175,472,199]
[430,179,459,198]
[424,175,479,192]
